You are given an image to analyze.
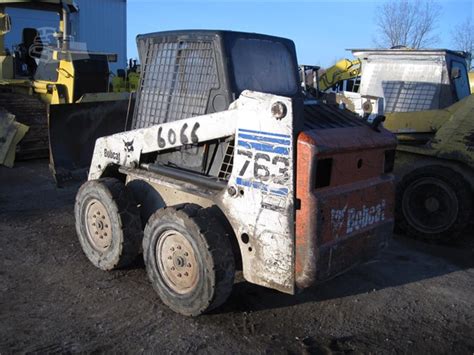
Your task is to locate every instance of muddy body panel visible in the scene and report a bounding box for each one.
[295,124,396,289]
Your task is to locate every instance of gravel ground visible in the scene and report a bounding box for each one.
[1,160,473,354]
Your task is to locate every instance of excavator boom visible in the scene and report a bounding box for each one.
[318,58,361,92]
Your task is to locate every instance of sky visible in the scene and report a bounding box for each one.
[126,0,473,67]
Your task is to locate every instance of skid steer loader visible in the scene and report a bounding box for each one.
[75,30,397,316]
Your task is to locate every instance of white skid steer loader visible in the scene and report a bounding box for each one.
[75,30,397,316]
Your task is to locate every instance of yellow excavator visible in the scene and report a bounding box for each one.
[0,0,132,182]
[305,59,381,120]
[318,58,361,92]
[315,49,473,242]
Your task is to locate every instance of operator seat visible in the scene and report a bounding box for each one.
[19,28,43,77]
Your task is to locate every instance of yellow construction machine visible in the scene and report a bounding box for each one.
[0,0,132,183]
[344,49,473,242]
[318,58,361,92]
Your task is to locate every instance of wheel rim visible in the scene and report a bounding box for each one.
[156,230,199,295]
[84,199,113,251]
[402,177,458,234]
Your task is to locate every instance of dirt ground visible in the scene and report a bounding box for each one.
[1,160,473,354]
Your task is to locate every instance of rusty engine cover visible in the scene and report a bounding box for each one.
[295,106,397,289]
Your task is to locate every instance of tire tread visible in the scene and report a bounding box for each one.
[75,177,142,270]
[143,203,235,316]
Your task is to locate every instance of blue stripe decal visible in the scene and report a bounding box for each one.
[237,140,289,155]
[238,133,291,146]
[236,177,289,196]
[239,128,290,139]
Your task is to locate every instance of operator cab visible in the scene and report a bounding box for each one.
[133,30,301,176]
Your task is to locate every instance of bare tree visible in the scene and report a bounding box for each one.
[374,0,441,49]
[451,17,473,69]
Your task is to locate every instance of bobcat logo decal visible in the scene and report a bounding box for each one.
[331,204,348,234]
[123,139,134,153]
[330,200,387,236]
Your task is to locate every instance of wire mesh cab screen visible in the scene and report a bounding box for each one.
[132,31,300,130]
[132,33,222,129]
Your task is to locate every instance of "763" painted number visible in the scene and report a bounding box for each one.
[237,149,289,184]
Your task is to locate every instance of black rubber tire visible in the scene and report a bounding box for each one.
[143,204,235,316]
[75,177,142,270]
[396,165,472,241]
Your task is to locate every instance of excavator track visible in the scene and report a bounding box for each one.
[0,92,49,160]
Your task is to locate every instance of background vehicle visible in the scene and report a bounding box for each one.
[0,0,131,182]
[318,58,361,92]
[301,60,383,122]
[349,49,473,241]
[74,30,397,316]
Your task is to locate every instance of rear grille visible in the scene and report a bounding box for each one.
[132,38,219,129]
[304,103,367,130]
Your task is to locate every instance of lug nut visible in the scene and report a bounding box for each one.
[177,273,182,278]
[177,245,181,250]
[171,267,175,271]
[184,272,189,277]
[184,252,188,257]
[187,263,191,268]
